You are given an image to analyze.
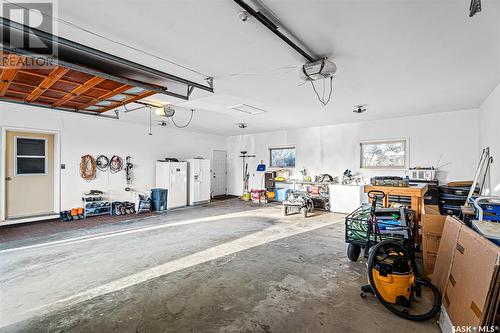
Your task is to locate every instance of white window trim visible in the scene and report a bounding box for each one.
[359,138,409,170]
[269,146,296,169]
[14,136,48,176]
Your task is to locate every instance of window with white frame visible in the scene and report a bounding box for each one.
[360,139,407,169]
[15,137,47,175]
[269,147,296,168]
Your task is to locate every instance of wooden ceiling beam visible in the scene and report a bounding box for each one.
[79,84,131,110]
[98,90,156,113]
[52,76,106,107]
[0,54,24,96]
[25,67,70,102]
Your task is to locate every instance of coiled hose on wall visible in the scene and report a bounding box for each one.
[109,155,123,173]
[367,240,442,321]
[80,155,96,181]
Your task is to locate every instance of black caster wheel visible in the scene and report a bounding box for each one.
[347,243,361,262]
[360,293,366,299]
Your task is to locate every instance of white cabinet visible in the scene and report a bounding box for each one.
[329,184,367,214]
[155,161,187,209]
[187,159,211,206]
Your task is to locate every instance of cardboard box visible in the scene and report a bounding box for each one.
[423,252,437,277]
[432,216,463,295]
[422,213,447,235]
[424,204,441,215]
[433,216,500,328]
[423,233,442,254]
[421,213,447,277]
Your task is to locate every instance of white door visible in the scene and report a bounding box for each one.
[212,150,226,197]
[5,131,55,219]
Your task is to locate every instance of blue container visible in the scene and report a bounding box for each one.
[152,199,167,212]
[151,188,168,202]
[276,188,292,202]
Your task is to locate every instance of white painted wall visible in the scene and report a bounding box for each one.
[0,103,226,215]
[479,83,500,196]
[227,109,480,196]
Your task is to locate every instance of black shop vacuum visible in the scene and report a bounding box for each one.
[361,240,442,321]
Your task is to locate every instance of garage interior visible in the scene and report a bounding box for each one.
[0,0,499,332]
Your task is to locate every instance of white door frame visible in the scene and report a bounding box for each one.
[0,126,61,223]
[212,150,227,197]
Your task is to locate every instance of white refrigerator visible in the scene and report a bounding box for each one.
[155,161,187,209]
[186,159,211,206]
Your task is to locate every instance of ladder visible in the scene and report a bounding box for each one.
[466,147,494,206]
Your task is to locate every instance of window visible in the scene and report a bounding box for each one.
[15,137,47,175]
[360,139,407,169]
[270,147,295,168]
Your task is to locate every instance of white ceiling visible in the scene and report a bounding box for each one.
[50,0,500,135]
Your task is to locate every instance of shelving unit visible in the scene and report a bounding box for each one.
[82,192,112,218]
[273,178,331,210]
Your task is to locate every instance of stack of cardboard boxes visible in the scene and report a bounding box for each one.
[422,205,447,277]
[432,216,500,330]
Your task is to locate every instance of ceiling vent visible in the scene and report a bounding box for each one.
[228,104,267,115]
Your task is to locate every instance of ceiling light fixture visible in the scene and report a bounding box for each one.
[353,104,367,114]
[237,123,248,129]
[238,10,251,22]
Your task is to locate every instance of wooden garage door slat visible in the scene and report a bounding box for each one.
[52,76,106,107]
[25,67,70,102]
[0,54,24,96]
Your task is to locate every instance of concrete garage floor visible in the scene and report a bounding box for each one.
[0,199,440,333]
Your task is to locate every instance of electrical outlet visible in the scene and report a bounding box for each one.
[61,164,66,170]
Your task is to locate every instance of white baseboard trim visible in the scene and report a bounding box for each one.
[0,214,59,226]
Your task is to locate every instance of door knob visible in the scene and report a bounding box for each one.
[5,177,12,181]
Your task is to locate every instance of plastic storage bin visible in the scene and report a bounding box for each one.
[152,199,167,212]
[151,188,168,212]
[151,188,168,202]
[276,188,292,202]
[471,221,500,246]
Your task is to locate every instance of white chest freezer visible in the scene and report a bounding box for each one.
[187,159,211,206]
[329,184,367,214]
[155,161,187,209]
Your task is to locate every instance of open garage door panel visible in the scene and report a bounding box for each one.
[0,17,213,115]
[0,52,157,113]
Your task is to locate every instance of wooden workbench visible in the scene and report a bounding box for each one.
[364,183,428,243]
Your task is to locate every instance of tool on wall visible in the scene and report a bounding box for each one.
[239,151,256,196]
[125,156,134,191]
